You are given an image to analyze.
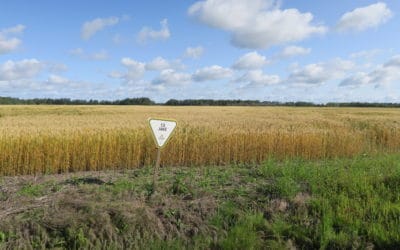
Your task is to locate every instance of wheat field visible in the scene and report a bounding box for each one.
[0,105,399,175]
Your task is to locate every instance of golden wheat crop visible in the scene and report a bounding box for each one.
[0,105,399,175]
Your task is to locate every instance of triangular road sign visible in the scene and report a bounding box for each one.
[149,118,177,148]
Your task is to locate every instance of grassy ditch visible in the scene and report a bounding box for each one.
[0,153,399,249]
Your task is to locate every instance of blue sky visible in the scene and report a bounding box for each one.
[1,0,399,103]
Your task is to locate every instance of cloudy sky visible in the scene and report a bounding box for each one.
[1,0,400,103]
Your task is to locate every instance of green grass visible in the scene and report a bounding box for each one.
[256,154,400,249]
[17,181,60,197]
[1,154,400,249]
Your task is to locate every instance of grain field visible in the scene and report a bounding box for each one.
[0,105,399,175]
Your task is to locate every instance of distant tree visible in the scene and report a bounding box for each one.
[165,99,180,105]
[0,96,399,107]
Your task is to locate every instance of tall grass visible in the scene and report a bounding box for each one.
[0,106,399,175]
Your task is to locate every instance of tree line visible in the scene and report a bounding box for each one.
[0,96,399,107]
[0,97,155,105]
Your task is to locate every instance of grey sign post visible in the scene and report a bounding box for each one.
[148,118,177,192]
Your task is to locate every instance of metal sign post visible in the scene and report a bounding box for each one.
[148,118,177,192]
[153,147,161,190]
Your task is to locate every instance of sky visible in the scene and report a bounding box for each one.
[0,0,400,103]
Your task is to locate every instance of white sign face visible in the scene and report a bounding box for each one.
[149,118,177,148]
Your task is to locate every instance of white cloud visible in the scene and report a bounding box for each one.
[1,24,25,35]
[137,19,170,43]
[109,58,146,82]
[384,55,400,67]
[280,45,311,57]
[236,70,281,87]
[146,84,165,92]
[145,57,182,71]
[0,59,43,81]
[81,17,119,40]
[108,71,124,79]
[184,46,204,59]
[40,74,88,93]
[146,57,171,71]
[340,55,400,87]
[47,74,70,85]
[0,75,122,100]
[361,67,399,87]
[69,48,109,61]
[120,58,146,80]
[0,25,25,54]
[339,72,370,87]
[336,2,392,32]
[287,58,354,86]
[152,69,191,86]
[289,64,330,86]
[90,50,109,60]
[0,59,82,96]
[110,56,185,83]
[69,48,84,56]
[350,49,382,59]
[47,63,68,73]
[0,37,21,54]
[232,51,269,69]
[192,65,233,81]
[188,0,326,49]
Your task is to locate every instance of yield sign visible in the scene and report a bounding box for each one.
[148,118,177,148]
